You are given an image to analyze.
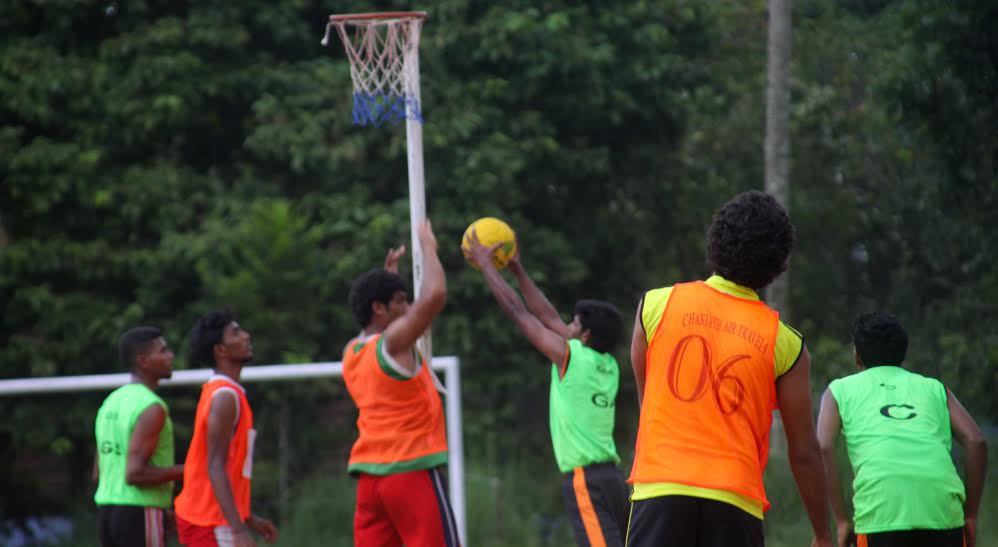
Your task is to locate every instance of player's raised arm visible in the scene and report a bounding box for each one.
[506,247,570,338]
[465,229,568,370]
[382,219,446,369]
[383,245,406,274]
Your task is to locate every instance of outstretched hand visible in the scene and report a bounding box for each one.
[464,228,501,271]
[384,245,406,274]
[507,235,522,270]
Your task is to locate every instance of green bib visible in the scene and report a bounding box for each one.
[94,383,174,508]
[829,366,965,533]
[549,339,620,472]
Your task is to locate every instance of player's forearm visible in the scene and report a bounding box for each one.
[419,248,447,305]
[208,463,248,532]
[962,436,988,518]
[482,265,529,323]
[789,443,833,540]
[126,464,184,486]
[509,262,561,326]
[820,446,849,523]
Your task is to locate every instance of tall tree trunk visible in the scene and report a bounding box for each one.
[765,0,792,319]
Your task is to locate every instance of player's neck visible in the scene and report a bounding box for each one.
[213,361,243,382]
[130,372,160,392]
[362,319,389,337]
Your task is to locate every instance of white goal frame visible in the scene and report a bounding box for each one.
[0,356,467,545]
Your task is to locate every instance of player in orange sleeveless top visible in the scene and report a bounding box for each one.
[174,311,277,547]
[344,220,459,547]
[626,191,832,547]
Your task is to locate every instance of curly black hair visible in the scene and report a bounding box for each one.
[852,311,908,367]
[189,310,234,368]
[348,268,408,328]
[574,299,624,354]
[707,190,795,290]
[118,326,162,370]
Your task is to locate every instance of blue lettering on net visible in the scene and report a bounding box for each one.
[352,92,423,126]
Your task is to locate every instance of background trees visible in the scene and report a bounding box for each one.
[1,0,994,543]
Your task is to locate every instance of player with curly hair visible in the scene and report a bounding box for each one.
[174,311,278,547]
[626,190,832,547]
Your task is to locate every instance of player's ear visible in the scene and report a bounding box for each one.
[371,301,387,319]
[580,329,592,345]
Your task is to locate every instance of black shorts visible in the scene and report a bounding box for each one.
[857,527,964,547]
[562,463,630,547]
[625,495,764,547]
[96,505,165,547]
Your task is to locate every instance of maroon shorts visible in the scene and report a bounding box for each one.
[175,515,238,547]
[354,467,460,547]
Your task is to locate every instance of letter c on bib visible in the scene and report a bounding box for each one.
[880,404,916,420]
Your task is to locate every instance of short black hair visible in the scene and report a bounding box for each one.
[189,310,235,368]
[852,311,908,367]
[118,326,162,369]
[348,269,407,328]
[574,300,624,354]
[707,190,796,290]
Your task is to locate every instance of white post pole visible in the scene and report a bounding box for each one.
[444,358,467,546]
[404,19,431,363]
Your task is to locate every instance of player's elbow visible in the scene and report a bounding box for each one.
[124,466,141,485]
[424,283,447,312]
[963,431,987,454]
[818,438,836,458]
[207,460,228,484]
[788,439,823,468]
[430,283,447,305]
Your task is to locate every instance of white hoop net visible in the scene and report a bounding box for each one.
[321,14,424,126]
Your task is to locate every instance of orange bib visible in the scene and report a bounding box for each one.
[630,282,779,510]
[343,335,447,473]
[175,376,255,526]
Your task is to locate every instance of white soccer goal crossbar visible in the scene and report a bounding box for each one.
[0,357,467,546]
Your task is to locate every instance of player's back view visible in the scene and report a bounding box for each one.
[818,311,987,547]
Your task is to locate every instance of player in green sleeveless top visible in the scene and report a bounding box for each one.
[817,312,988,547]
[465,232,629,547]
[94,326,184,547]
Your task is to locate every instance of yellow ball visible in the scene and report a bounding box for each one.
[461,217,517,269]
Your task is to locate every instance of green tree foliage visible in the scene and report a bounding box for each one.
[0,0,995,537]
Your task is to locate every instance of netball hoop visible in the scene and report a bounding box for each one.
[321,12,426,127]
[321,11,433,376]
